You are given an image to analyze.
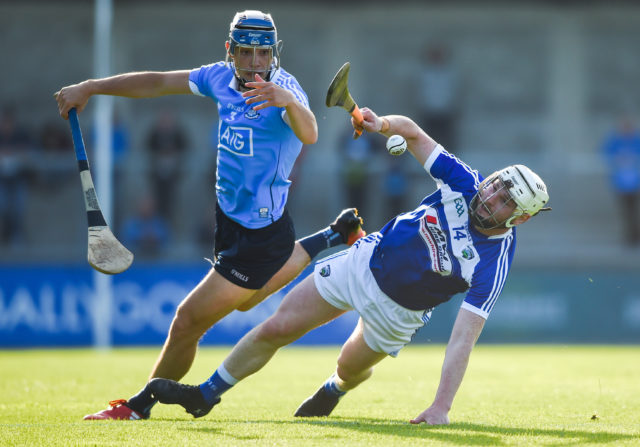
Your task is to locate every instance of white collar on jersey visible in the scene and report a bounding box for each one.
[485,227,514,240]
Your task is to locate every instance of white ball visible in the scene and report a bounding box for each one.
[386,134,407,156]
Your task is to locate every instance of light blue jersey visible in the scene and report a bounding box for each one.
[189,62,309,228]
[369,145,516,318]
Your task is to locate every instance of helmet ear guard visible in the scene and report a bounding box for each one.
[504,209,525,228]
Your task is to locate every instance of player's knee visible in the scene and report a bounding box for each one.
[170,303,207,340]
[336,362,373,384]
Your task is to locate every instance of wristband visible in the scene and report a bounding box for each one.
[380,117,390,133]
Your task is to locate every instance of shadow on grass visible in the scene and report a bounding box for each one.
[299,418,637,446]
[175,417,638,445]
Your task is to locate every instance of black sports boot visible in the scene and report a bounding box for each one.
[148,378,220,418]
[294,385,341,417]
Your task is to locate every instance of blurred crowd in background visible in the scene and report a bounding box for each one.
[2,1,640,267]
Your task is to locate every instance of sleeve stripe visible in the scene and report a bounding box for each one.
[482,236,511,312]
[277,73,309,108]
[423,145,444,173]
[480,233,513,314]
[188,80,204,97]
[461,301,489,319]
[441,151,482,188]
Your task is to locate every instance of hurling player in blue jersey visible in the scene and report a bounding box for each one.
[55,10,365,421]
[146,106,550,425]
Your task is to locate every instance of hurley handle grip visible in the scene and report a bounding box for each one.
[68,108,88,162]
[351,105,364,139]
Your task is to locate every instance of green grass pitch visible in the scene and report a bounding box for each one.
[1,345,639,446]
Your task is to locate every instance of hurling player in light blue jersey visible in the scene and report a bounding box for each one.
[56,10,366,421]
[147,106,551,425]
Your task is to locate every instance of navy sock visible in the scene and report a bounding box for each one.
[199,365,239,405]
[127,385,158,416]
[299,227,342,259]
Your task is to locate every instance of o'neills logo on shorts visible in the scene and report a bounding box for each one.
[419,209,452,274]
[231,269,249,282]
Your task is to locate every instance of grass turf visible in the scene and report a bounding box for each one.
[0,345,638,446]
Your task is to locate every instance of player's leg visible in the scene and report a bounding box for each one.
[149,270,255,380]
[235,242,310,312]
[294,318,387,417]
[226,275,347,378]
[147,274,347,417]
[83,270,257,421]
[294,234,430,418]
[84,206,292,421]
[237,208,366,312]
[84,208,365,420]
[335,318,388,390]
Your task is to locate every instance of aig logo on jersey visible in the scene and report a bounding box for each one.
[419,209,452,274]
[220,124,254,156]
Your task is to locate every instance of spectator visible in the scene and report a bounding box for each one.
[36,120,74,189]
[602,117,640,245]
[0,105,32,247]
[383,156,410,220]
[418,43,460,152]
[145,109,188,222]
[122,194,170,259]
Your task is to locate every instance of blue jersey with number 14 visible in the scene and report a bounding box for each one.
[189,62,309,229]
[369,145,517,319]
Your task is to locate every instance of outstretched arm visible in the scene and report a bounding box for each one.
[54,70,191,119]
[352,107,438,166]
[410,307,486,425]
[243,74,318,145]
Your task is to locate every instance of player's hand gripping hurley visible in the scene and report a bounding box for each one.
[326,62,364,139]
[67,108,133,274]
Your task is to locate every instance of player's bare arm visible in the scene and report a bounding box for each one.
[410,308,485,425]
[243,74,318,145]
[54,70,191,119]
[353,107,438,166]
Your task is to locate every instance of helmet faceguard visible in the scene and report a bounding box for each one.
[469,164,551,230]
[226,10,282,87]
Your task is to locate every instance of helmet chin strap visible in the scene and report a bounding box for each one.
[504,210,523,228]
[232,67,271,90]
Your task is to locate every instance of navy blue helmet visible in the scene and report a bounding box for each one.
[226,10,282,84]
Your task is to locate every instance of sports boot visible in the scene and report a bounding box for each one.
[294,385,341,417]
[330,208,366,246]
[148,378,219,418]
[83,399,147,420]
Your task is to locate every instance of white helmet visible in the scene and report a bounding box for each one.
[469,164,550,229]
[501,165,549,221]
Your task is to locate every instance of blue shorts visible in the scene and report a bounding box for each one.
[213,204,295,289]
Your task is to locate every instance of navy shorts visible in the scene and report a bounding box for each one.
[213,204,296,290]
